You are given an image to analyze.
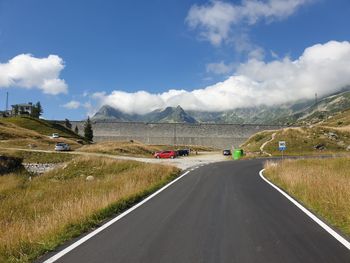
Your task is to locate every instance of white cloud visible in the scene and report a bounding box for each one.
[62,100,81,109]
[186,0,312,46]
[0,54,68,95]
[91,41,350,115]
[206,61,235,75]
[248,47,265,60]
[186,1,238,46]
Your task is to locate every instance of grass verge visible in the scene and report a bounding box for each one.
[0,157,180,262]
[0,149,75,163]
[264,158,350,237]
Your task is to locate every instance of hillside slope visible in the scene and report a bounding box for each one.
[241,109,350,156]
[275,90,350,125]
[0,117,86,150]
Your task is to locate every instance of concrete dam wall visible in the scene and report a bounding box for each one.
[71,121,284,149]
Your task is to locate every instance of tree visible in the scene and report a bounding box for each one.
[84,117,93,141]
[65,118,72,129]
[74,125,79,134]
[31,101,43,118]
[13,105,19,116]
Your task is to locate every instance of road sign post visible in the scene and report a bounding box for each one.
[278,141,286,160]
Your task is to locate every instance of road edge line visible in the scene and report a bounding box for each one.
[259,169,350,251]
[43,170,191,263]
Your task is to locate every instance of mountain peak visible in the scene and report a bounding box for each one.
[91,90,350,125]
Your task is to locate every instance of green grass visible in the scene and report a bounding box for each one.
[0,157,180,262]
[321,108,350,127]
[264,158,350,237]
[263,127,350,156]
[240,130,275,154]
[0,149,75,163]
[241,126,350,157]
[0,117,87,150]
[241,108,350,157]
[1,117,83,140]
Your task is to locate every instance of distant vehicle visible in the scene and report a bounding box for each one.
[223,149,231,156]
[154,150,177,159]
[55,142,70,151]
[177,149,190,156]
[51,133,60,138]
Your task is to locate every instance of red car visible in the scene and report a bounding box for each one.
[154,150,177,159]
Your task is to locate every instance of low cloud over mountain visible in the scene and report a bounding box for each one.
[92,41,350,115]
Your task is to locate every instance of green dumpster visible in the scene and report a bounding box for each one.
[233,149,243,160]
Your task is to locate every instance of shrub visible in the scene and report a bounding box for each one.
[0,156,23,175]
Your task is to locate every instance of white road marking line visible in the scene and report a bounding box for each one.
[259,169,350,250]
[43,170,191,263]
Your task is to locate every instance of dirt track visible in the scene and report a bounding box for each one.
[0,147,229,170]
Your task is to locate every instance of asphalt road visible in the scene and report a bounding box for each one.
[43,159,350,263]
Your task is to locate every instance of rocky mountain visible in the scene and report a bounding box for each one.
[275,89,350,125]
[92,105,133,121]
[146,106,197,123]
[93,105,197,123]
[92,89,350,124]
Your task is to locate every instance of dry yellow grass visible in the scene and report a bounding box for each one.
[0,120,41,139]
[323,125,350,133]
[240,130,276,154]
[242,126,350,156]
[264,158,350,237]
[0,157,179,262]
[78,141,163,157]
[0,118,82,150]
[319,108,350,127]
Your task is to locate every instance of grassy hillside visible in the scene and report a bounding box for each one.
[264,158,350,237]
[0,157,179,263]
[0,117,86,150]
[0,149,75,163]
[320,108,350,128]
[275,90,350,125]
[241,109,350,156]
[1,117,82,139]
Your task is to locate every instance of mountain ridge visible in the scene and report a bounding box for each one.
[92,90,350,125]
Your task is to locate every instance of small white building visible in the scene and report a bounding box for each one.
[11,103,34,116]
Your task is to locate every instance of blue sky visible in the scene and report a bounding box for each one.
[0,0,350,120]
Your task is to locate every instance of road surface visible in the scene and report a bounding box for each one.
[41,159,350,263]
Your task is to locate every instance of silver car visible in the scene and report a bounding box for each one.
[55,142,70,151]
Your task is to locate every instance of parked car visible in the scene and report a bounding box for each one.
[154,150,177,159]
[55,142,70,151]
[223,149,231,156]
[177,149,190,156]
[51,133,60,138]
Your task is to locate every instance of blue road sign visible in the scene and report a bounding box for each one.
[278,141,286,151]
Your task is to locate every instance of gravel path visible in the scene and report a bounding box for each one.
[0,147,228,170]
[260,132,276,156]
